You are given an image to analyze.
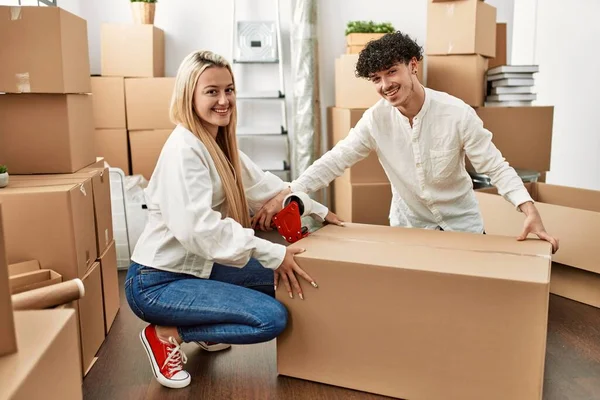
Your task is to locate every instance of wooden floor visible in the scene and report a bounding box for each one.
[83,271,600,400]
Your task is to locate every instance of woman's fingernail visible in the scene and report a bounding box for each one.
[299,293,304,300]
[289,293,293,299]
[274,285,277,291]
[311,281,318,288]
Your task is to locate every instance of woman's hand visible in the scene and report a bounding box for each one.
[252,188,291,231]
[274,247,317,300]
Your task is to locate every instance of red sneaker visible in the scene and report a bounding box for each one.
[140,325,190,389]
[196,341,232,352]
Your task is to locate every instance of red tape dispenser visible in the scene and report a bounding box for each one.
[272,192,312,244]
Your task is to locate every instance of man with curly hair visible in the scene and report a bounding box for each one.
[255,31,558,252]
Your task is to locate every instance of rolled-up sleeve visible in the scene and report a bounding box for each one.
[157,145,286,270]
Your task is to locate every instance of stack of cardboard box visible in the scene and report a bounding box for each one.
[426,0,496,107]
[93,23,174,181]
[0,6,120,378]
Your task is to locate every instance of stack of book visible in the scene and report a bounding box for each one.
[485,65,539,106]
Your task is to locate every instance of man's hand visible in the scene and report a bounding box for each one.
[517,201,559,253]
[252,188,291,231]
[324,211,345,226]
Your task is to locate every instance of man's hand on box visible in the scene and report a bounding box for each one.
[517,201,559,253]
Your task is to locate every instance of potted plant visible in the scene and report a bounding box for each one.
[130,0,157,25]
[345,21,395,54]
[0,165,8,188]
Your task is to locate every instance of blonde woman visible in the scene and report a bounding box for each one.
[125,50,340,389]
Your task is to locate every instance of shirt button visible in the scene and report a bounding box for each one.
[412,138,418,143]
[416,162,421,168]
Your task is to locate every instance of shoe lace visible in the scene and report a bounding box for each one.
[162,337,188,375]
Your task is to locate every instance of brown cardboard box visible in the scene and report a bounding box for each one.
[551,262,600,309]
[0,94,95,174]
[125,77,175,130]
[101,23,165,78]
[335,54,423,109]
[8,260,62,295]
[476,183,600,274]
[426,0,496,57]
[488,23,507,69]
[0,309,82,400]
[0,181,97,280]
[80,261,105,376]
[475,107,554,172]
[94,129,130,174]
[345,33,385,54]
[91,77,126,129]
[0,203,17,357]
[0,6,91,94]
[330,107,388,183]
[277,223,551,400]
[129,129,172,180]
[333,174,392,225]
[427,55,488,107]
[99,241,120,334]
[10,168,114,256]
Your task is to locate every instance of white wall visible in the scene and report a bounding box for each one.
[513,0,600,190]
[485,0,515,64]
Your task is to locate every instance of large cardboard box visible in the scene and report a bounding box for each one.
[329,107,388,184]
[0,6,91,94]
[0,181,97,280]
[551,262,600,309]
[99,241,120,334]
[0,309,82,400]
[333,174,392,225]
[79,261,105,376]
[474,107,554,172]
[0,94,95,174]
[427,55,488,107]
[10,168,113,256]
[101,23,165,78]
[476,183,600,275]
[129,129,172,180]
[488,23,507,69]
[335,54,423,109]
[345,33,385,54]
[91,77,126,129]
[277,223,552,400]
[426,0,496,57]
[125,77,175,130]
[0,203,17,357]
[94,129,130,174]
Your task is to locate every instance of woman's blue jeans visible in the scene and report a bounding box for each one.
[124,259,288,344]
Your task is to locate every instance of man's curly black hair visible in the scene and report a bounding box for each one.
[355,31,423,79]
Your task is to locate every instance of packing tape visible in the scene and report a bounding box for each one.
[10,7,22,20]
[15,73,30,93]
[79,184,87,196]
[446,4,455,17]
[447,42,453,54]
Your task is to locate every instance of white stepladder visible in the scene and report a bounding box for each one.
[231,0,291,181]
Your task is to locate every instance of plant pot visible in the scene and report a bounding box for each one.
[0,173,8,188]
[131,2,156,25]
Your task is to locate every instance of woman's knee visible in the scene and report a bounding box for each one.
[259,300,288,340]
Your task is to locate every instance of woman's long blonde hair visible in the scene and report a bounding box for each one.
[170,50,251,228]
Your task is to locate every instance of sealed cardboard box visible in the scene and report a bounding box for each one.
[476,183,600,274]
[329,107,388,183]
[94,129,130,174]
[277,223,551,400]
[0,6,91,94]
[0,309,82,400]
[101,23,165,78]
[0,94,95,174]
[475,106,554,172]
[333,174,392,225]
[80,261,105,376]
[0,203,17,357]
[335,55,423,109]
[488,23,507,69]
[345,33,385,54]
[125,77,175,130]
[0,181,97,280]
[91,77,126,129]
[427,55,488,107]
[99,241,120,334]
[129,129,172,180]
[10,169,113,257]
[426,0,496,57]
[551,262,600,309]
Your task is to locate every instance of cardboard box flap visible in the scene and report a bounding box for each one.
[536,184,600,212]
[312,223,552,257]
[295,227,550,284]
[8,260,41,276]
[0,183,86,195]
